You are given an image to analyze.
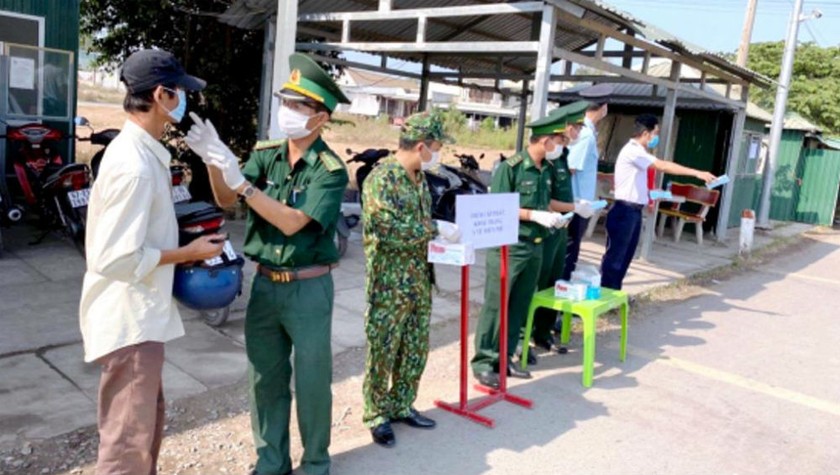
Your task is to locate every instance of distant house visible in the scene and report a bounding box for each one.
[336,67,520,128]
[336,68,420,120]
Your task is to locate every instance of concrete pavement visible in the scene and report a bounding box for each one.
[0,217,813,448]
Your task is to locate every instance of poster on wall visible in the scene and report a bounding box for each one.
[10,56,36,90]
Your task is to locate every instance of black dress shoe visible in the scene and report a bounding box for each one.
[475,370,500,389]
[505,361,532,379]
[250,470,292,475]
[371,421,396,447]
[533,334,555,351]
[393,408,436,429]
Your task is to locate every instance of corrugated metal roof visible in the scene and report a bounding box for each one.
[574,0,770,86]
[550,82,731,111]
[819,136,840,151]
[645,60,773,122]
[219,0,767,86]
[345,68,419,90]
[784,112,821,132]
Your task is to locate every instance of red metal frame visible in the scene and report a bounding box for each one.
[434,245,533,428]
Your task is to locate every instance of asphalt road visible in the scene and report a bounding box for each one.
[326,230,840,475]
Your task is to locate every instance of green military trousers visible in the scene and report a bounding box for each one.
[471,241,543,375]
[533,228,569,340]
[245,272,333,475]
[362,262,432,428]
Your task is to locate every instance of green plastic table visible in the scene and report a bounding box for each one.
[520,287,629,387]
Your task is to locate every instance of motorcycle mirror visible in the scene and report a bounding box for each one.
[479,153,485,159]
[74,116,90,127]
[346,148,353,155]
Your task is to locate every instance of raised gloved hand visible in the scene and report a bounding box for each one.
[530,210,563,229]
[205,142,246,191]
[573,199,595,219]
[435,220,461,243]
[184,112,222,163]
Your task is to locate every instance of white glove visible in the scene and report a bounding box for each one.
[185,112,221,163]
[554,213,572,229]
[574,199,595,219]
[205,142,246,190]
[530,210,563,229]
[435,220,461,243]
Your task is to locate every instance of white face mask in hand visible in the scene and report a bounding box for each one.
[277,105,313,139]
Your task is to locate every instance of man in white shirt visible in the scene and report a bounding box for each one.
[79,49,224,475]
[600,114,715,290]
[563,101,606,279]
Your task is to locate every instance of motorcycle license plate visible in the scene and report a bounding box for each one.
[171,185,192,203]
[68,188,91,208]
[203,240,237,266]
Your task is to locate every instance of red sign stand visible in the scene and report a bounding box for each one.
[434,245,533,428]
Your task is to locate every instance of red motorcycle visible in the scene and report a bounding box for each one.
[0,122,91,255]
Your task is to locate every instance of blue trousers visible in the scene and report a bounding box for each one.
[600,201,643,290]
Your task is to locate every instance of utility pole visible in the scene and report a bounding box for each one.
[756,0,805,228]
[736,0,759,67]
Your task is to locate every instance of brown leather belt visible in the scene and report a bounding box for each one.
[257,263,338,283]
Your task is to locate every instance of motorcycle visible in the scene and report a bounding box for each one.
[345,147,487,224]
[0,121,91,255]
[75,117,120,181]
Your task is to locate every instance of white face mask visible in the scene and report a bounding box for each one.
[277,105,313,139]
[421,147,440,171]
[545,140,563,160]
[568,136,580,147]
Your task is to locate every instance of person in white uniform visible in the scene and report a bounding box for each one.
[600,114,715,290]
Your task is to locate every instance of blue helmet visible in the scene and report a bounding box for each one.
[173,255,244,310]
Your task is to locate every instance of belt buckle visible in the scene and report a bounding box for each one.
[270,270,292,283]
[534,237,543,244]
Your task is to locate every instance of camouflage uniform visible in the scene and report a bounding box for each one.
[361,110,452,429]
[361,157,436,427]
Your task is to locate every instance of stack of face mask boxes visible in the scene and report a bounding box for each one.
[555,265,602,301]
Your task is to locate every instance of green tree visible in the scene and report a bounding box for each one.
[745,41,840,135]
[80,0,342,155]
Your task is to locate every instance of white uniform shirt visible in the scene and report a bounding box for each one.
[79,120,183,362]
[614,139,658,206]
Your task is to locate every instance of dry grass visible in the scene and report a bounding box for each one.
[77,83,124,105]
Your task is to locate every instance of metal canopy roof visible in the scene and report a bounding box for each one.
[219,0,769,88]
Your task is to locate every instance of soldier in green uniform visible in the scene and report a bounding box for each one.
[185,53,349,475]
[531,102,591,353]
[361,110,461,448]
[471,112,579,389]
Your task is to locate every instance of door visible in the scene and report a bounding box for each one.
[795,149,840,225]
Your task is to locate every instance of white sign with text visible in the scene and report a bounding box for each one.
[455,193,519,250]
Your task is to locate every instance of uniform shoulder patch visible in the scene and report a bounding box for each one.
[505,153,524,167]
[319,150,345,173]
[253,139,286,151]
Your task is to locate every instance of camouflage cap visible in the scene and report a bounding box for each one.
[400,109,455,144]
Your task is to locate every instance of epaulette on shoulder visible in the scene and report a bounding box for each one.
[253,139,286,151]
[505,153,524,167]
[319,150,345,173]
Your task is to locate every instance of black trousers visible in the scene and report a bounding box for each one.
[600,201,644,290]
[562,214,590,280]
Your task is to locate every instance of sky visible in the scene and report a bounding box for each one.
[344,0,839,74]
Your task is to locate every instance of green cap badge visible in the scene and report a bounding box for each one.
[400,109,455,144]
[276,53,350,113]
